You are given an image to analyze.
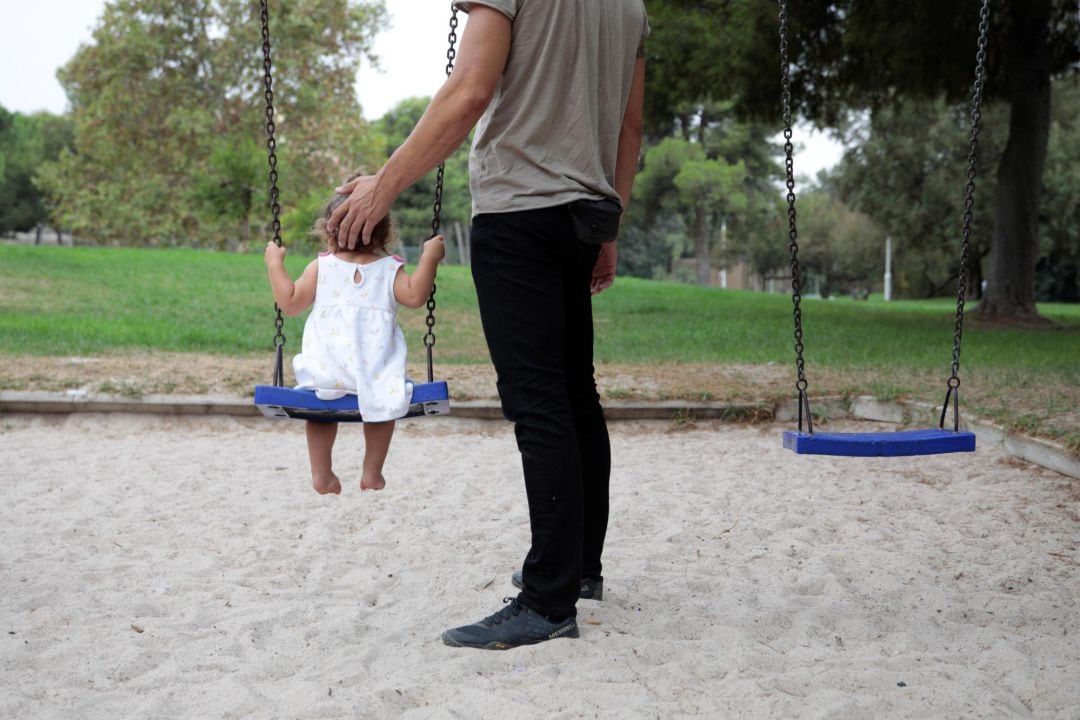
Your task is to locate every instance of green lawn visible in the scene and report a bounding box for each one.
[2,244,1077,369]
[2,244,1078,450]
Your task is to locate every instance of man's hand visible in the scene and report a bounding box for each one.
[591,242,617,294]
[326,174,393,249]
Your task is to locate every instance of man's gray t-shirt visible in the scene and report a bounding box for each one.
[453,0,650,216]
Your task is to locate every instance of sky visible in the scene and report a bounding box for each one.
[0,0,843,175]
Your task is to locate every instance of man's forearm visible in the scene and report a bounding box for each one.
[376,81,490,200]
[614,57,647,209]
[614,122,643,209]
[374,6,512,202]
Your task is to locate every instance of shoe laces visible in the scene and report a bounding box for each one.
[481,597,523,627]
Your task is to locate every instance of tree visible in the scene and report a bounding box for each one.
[37,0,386,248]
[621,88,784,285]
[634,137,748,285]
[827,97,1008,298]
[645,0,1080,321]
[617,209,685,280]
[795,188,885,298]
[977,1,1076,319]
[0,106,72,236]
[190,137,266,251]
[1037,75,1080,302]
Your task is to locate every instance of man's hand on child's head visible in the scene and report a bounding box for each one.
[327,174,391,250]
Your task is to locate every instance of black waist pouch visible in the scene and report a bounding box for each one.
[568,198,623,244]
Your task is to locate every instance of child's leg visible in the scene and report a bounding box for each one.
[360,420,394,490]
[305,421,341,495]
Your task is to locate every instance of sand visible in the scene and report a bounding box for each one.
[0,413,1077,719]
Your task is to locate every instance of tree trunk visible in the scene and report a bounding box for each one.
[454,220,469,266]
[978,0,1052,322]
[35,223,43,245]
[230,194,251,253]
[678,112,693,141]
[969,248,985,301]
[234,214,249,253]
[694,203,711,286]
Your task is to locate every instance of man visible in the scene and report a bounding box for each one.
[329,0,648,649]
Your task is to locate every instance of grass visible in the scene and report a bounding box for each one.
[0,244,484,361]
[1,243,1078,452]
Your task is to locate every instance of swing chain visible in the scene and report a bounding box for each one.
[941,0,990,431]
[778,0,812,434]
[430,8,459,240]
[424,6,459,384]
[260,0,287,384]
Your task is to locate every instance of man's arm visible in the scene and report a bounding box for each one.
[329,7,512,248]
[614,55,646,209]
[592,54,646,295]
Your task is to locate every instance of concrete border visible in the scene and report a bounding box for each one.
[2,390,1077,480]
[0,391,254,417]
[0,391,773,423]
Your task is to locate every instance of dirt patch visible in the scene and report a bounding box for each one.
[2,351,1076,454]
[0,352,789,403]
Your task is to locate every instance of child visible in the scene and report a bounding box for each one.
[264,191,445,495]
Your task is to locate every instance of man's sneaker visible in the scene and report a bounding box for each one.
[441,597,579,650]
[511,571,604,600]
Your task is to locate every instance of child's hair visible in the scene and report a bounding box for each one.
[313,171,394,253]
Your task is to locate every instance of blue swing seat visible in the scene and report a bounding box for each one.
[782,428,976,457]
[254,381,450,422]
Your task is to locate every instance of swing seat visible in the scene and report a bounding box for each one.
[254,381,450,422]
[782,428,976,457]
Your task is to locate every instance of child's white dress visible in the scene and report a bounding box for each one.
[292,253,412,421]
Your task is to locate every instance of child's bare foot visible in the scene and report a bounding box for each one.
[360,472,386,491]
[312,472,342,495]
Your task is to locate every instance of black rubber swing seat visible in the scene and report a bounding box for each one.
[253,381,450,422]
[782,428,976,457]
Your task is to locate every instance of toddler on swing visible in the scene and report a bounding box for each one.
[264,180,445,494]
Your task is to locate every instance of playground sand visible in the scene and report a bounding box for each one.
[1,414,1076,719]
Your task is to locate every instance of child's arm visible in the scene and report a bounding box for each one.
[265,242,318,316]
[394,235,446,309]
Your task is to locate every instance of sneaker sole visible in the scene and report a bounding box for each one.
[441,626,580,650]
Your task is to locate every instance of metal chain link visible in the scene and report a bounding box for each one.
[260,0,286,386]
[777,0,813,434]
[424,6,459,384]
[429,8,459,241]
[940,0,991,431]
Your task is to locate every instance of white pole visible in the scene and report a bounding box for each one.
[719,220,728,288]
[883,235,893,302]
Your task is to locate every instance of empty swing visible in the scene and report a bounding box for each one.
[253,2,459,422]
[777,0,986,457]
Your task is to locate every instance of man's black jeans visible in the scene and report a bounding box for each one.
[470,205,612,619]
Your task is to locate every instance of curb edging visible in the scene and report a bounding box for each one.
[1,390,1076,480]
